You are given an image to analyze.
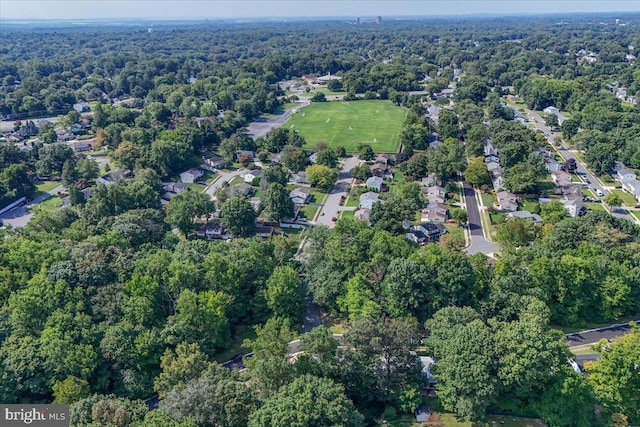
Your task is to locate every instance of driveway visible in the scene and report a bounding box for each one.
[315,156,360,227]
[246,100,310,139]
[0,184,64,228]
[565,320,640,346]
[203,169,246,199]
[462,181,498,255]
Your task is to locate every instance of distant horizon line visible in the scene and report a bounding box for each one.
[1,10,639,23]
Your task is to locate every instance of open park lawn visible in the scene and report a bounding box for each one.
[287,100,407,153]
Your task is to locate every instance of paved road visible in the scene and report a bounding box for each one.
[462,181,498,255]
[246,100,310,139]
[203,169,246,199]
[512,105,638,224]
[565,320,639,346]
[315,156,360,227]
[0,185,64,228]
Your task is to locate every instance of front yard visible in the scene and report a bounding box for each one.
[610,189,637,206]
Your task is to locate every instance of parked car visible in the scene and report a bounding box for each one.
[331,216,337,221]
[595,189,604,197]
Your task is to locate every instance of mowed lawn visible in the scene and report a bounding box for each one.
[287,100,407,153]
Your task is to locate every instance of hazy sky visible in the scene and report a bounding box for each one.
[2,0,640,20]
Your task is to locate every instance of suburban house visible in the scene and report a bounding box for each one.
[562,197,587,217]
[96,169,132,186]
[56,129,74,142]
[255,224,275,238]
[370,163,388,178]
[544,106,560,115]
[195,221,227,240]
[422,200,448,222]
[242,170,263,184]
[419,173,438,187]
[366,176,384,192]
[540,196,586,218]
[360,192,381,210]
[420,356,436,389]
[354,208,371,224]
[615,162,637,182]
[231,183,253,198]
[426,201,448,216]
[36,119,51,129]
[162,182,189,200]
[496,191,518,212]
[290,172,311,187]
[551,170,572,187]
[492,175,505,191]
[405,222,446,244]
[375,153,390,165]
[622,178,640,202]
[73,102,90,112]
[485,154,500,164]
[203,156,224,170]
[486,161,503,176]
[270,153,282,165]
[236,150,255,161]
[68,141,92,152]
[426,185,447,201]
[289,187,311,205]
[546,158,563,172]
[507,210,543,223]
[61,187,92,207]
[180,168,204,184]
[484,140,498,157]
[249,197,263,212]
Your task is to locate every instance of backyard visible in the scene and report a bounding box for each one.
[286,100,407,153]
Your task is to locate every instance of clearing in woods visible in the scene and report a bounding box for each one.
[287,100,407,153]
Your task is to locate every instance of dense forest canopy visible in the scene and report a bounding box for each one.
[1,13,640,427]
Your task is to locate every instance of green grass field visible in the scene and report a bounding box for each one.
[288,100,407,153]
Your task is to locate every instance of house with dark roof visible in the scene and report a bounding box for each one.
[195,221,227,240]
[96,169,132,186]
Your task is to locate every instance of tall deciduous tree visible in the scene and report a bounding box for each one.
[305,164,337,192]
[248,375,364,427]
[154,342,210,398]
[165,191,215,236]
[263,183,294,223]
[221,197,256,237]
[586,324,640,424]
[465,156,491,186]
[265,266,302,320]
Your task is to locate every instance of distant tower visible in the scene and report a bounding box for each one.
[356,17,360,25]
[375,16,381,24]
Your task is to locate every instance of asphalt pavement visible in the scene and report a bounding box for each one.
[565,320,639,346]
[315,156,360,227]
[514,106,638,224]
[462,181,498,255]
[0,185,64,228]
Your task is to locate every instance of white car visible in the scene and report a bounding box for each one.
[595,189,604,197]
